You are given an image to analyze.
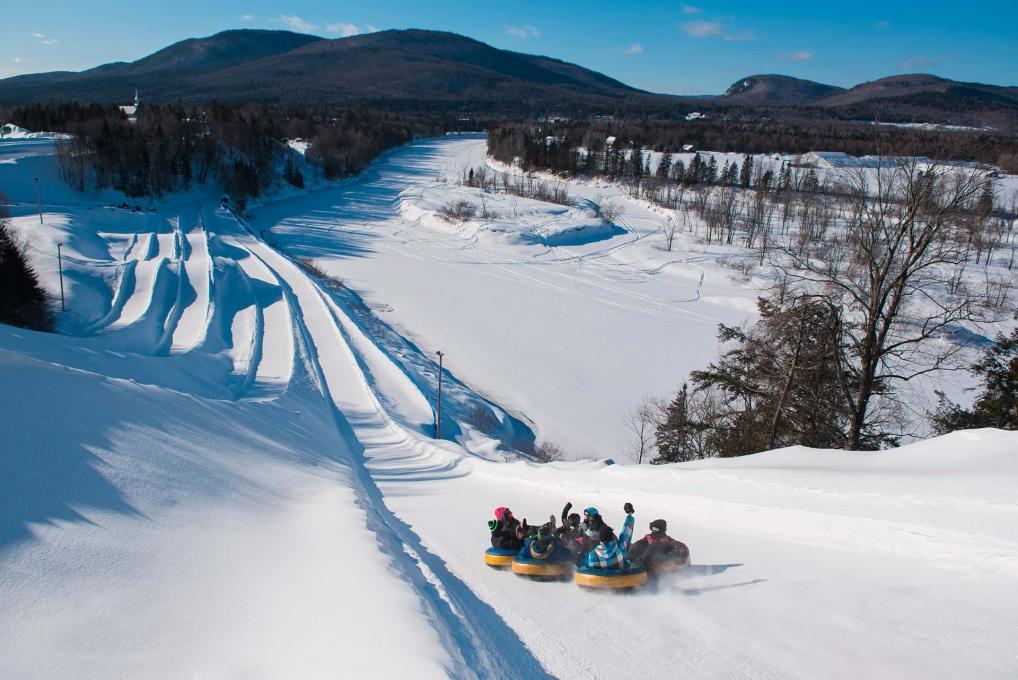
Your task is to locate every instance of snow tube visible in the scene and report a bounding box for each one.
[484,547,517,569]
[574,565,647,590]
[646,553,691,575]
[511,555,572,579]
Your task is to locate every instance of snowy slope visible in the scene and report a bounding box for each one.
[2,133,1018,680]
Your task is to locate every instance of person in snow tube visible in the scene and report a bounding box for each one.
[555,502,585,556]
[578,502,636,571]
[574,506,616,565]
[630,519,690,571]
[489,506,527,551]
[512,523,573,579]
[574,503,646,589]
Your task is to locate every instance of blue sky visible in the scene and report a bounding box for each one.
[3,1,1015,93]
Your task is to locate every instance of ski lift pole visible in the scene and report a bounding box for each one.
[34,177,43,224]
[435,350,445,439]
[57,243,65,311]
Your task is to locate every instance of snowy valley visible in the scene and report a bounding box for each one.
[2,130,1018,680]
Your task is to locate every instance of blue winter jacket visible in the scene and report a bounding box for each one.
[580,514,635,570]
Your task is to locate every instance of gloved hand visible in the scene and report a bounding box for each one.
[624,502,635,515]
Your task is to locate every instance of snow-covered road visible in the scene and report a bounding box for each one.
[3,134,1017,679]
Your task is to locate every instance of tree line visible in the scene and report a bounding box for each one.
[488,119,1018,175]
[8,102,444,207]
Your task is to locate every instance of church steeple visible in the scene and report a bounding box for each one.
[134,89,140,108]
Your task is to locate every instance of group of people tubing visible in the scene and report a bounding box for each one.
[488,501,689,572]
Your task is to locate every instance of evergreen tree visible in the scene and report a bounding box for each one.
[0,212,52,331]
[740,154,754,188]
[688,294,852,456]
[672,159,686,184]
[931,328,1018,432]
[686,155,702,185]
[656,151,672,180]
[705,155,718,185]
[654,384,696,463]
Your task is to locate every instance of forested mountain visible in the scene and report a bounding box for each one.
[2,29,1015,127]
[0,29,647,112]
[722,75,845,105]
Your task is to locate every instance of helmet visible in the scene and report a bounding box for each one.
[494,507,510,521]
[650,519,667,534]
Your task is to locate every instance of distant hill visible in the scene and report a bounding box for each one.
[722,75,845,105]
[0,29,648,110]
[1,29,1014,129]
[817,74,1018,107]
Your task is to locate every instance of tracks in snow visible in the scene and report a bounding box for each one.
[218,208,547,678]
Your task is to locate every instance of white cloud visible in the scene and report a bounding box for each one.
[623,43,644,55]
[326,22,360,37]
[505,25,540,39]
[13,57,27,63]
[681,21,721,38]
[723,29,756,42]
[788,50,813,62]
[31,32,58,45]
[365,24,379,33]
[280,14,316,32]
[241,14,256,22]
[901,56,939,70]
[681,4,703,14]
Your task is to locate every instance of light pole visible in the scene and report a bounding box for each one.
[435,351,445,439]
[57,243,65,312]
[34,177,43,224]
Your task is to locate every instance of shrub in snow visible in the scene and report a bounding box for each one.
[437,200,477,222]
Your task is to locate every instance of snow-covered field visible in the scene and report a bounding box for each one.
[3,133,1018,679]
[253,134,763,457]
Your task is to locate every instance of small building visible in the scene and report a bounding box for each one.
[119,89,140,123]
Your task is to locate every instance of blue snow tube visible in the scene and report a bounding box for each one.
[484,547,517,569]
[574,564,648,589]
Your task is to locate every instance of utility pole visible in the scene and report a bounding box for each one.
[435,351,445,439]
[34,177,43,223]
[57,243,65,312]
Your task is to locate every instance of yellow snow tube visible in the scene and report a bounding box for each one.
[574,566,648,589]
[484,548,517,568]
[511,557,572,579]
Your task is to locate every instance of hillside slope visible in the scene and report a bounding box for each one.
[0,29,646,108]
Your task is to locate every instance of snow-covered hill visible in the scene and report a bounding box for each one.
[2,133,1017,679]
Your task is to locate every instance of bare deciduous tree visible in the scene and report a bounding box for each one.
[773,156,1001,449]
[623,397,662,463]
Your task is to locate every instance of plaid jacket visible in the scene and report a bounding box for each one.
[581,514,635,570]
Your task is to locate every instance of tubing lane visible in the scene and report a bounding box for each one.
[231,222,548,678]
